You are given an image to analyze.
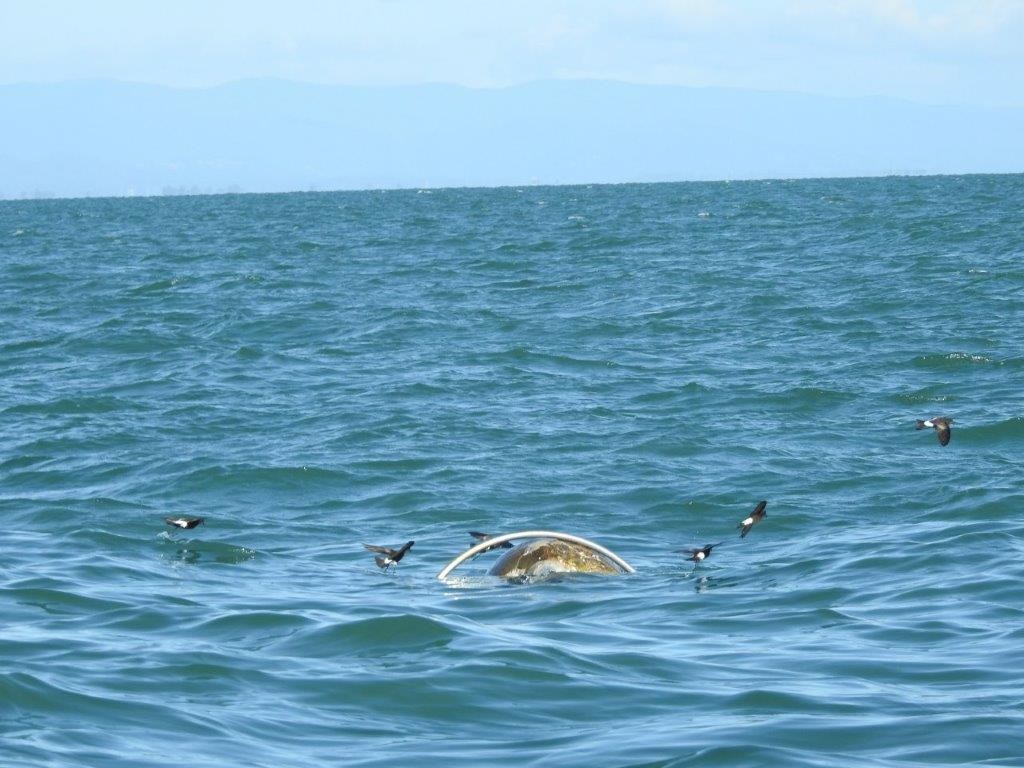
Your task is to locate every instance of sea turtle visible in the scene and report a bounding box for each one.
[436,530,634,582]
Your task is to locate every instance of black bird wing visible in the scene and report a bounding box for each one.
[936,423,951,446]
[393,541,414,560]
[363,543,397,557]
[469,531,513,549]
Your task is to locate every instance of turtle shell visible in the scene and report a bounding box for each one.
[488,538,620,581]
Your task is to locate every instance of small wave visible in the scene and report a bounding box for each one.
[630,383,710,404]
[128,276,187,295]
[176,464,353,493]
[911,351,993,368]
[2,395,136,417]
[276,614,455,656]
[891,387,950,405]
[191,611,312,640]
[737,386,856,412]
[960,416,1024,443]
[1,337,55,353]
[473,346,623,374]
[492,239,558,253]
[0,454,50,471]
[10,586,129,616]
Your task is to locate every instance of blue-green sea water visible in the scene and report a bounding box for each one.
[2,175,1024,767]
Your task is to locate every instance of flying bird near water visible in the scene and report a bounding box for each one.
[737,500,767,538]
[363,540,415,569]
[165,516,205,529]
[682,542,722,563]
[469,531,515,552]
[916,416,953,446]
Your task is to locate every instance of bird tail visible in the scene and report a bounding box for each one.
[915,420,928,430]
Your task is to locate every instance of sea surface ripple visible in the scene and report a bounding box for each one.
[2,175,1024,767]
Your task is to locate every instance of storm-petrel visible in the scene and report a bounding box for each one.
[165,516,205,529]
[469,531,514,552]
[682,542,722,563]
[737,500,767,538]
[363,540,414,569]
[916,417,953,447]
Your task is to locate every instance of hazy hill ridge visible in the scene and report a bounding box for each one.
[2,79,1022,198]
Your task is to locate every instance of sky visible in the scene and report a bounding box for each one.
[1,0,1023,107]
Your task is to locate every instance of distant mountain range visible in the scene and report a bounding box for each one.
[2,79,1022,199]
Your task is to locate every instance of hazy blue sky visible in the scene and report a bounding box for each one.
[1,0,1022,106]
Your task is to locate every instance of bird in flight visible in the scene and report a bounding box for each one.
[469,531,514,552]
[363,540,415,569]
[682,542,722,563]
[165,516,205,530]
[737,500,767,538]
[916,416,953,446]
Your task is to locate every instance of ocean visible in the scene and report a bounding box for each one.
[2,175,1023,767]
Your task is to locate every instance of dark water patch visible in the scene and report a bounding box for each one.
[723,688,860,715]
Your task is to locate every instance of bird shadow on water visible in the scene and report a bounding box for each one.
[677,571,747,594]
[157,533,258,566]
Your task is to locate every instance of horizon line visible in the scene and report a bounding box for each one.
[4,170,1022,205]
